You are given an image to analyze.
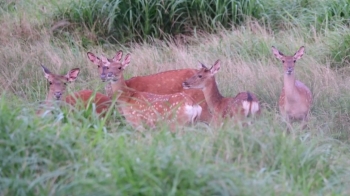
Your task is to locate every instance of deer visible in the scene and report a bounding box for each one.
[87,51,212,124]
[182,60,261,126]
[272,46,313,129]
[98,53,202,130]
[37,65,111,116]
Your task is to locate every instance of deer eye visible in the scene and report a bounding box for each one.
[118,67,122,70]
[282,60,285,63]
[49,82,52,85]
[107,67,110,70]
[97,65,101,68]
[293,60,296,63]
[198,75,202,78]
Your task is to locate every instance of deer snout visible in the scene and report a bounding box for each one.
[182,81,190,89]
[107,72,113,78]
[54,92,62,100]
[100,73,107,82]
[286,67,293,75]
[105,72,118,82]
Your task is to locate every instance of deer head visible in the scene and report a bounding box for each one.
[272,46,305,75]
[182,60,220,89]
[100,53,131,82]
[41,65,80,100]
[87,50,123,81]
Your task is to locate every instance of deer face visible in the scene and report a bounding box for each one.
[272,46,305,75]
[183,60,220,89]
[41,65,80,100]
[87,51,123,82]
[100,53,131,82]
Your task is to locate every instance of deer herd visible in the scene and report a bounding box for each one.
[37,45,313,131]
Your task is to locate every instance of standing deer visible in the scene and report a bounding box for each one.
[272,46,313,129]
[99,53,202,130]
[182,60,261,126]
[37,65,111,115]
[87,51,212,123]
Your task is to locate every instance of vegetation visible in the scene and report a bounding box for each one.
[51,0,350,43]
[1,0,350,195]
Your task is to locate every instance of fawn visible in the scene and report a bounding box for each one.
[87,51,211,124]
[38,65,111,115]
[98,53,202,130]
[182,60,261,126]
[272,46,313,129]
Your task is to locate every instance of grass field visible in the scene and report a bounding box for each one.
[1,0,350,195]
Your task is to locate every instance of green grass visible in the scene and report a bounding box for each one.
[49,0,350,45]
[52,0,265,43]
[1,98,350,195]
[1,0,350,195]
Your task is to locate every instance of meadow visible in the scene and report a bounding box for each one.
[1,0,350,195]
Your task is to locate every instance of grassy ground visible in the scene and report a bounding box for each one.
[1,0,350,195]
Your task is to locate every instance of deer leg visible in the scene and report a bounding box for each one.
[283,115,293,133]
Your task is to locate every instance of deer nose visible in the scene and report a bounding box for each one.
[182,82,189,88]
[54,92,62,99]
[100,73,107,81]
[287,67,293,75]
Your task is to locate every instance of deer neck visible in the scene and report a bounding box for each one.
[284,72,299,102]
[105,83,113,98]
[202,77,224,113]
[108,76,132,100]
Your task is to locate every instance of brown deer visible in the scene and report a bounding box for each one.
[87,51,212,124]
[272,46,313,129]
[182,60,261,126]
[99,53,202,130]
[37,65,111,115]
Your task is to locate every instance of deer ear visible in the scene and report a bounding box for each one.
[210,60,220,75]
[272,46,284,60]
[113,50,123,62]
[87,52,100,65]
[41,65,51,80]
[66,68,80,82]
[294,46,305,60]
[198,61,208,70]
[122,54,131,68]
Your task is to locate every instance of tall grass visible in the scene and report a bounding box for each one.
[53,0,264,43]
[1,0,350,195]
[1,96,350,195]
[51,0,350,45]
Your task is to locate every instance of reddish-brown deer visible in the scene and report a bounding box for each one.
[182,60,261,126]
[37,65,111,115]
[87,51,212,124]
[99,53,202,130]
[87,51,123,97]
[272,46,313,129]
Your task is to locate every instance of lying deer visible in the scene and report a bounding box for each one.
[87,51,211,123]
[37,65,111,115]
[272,46,313,129]
[182,60,261,126]
[98,53,202,130]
